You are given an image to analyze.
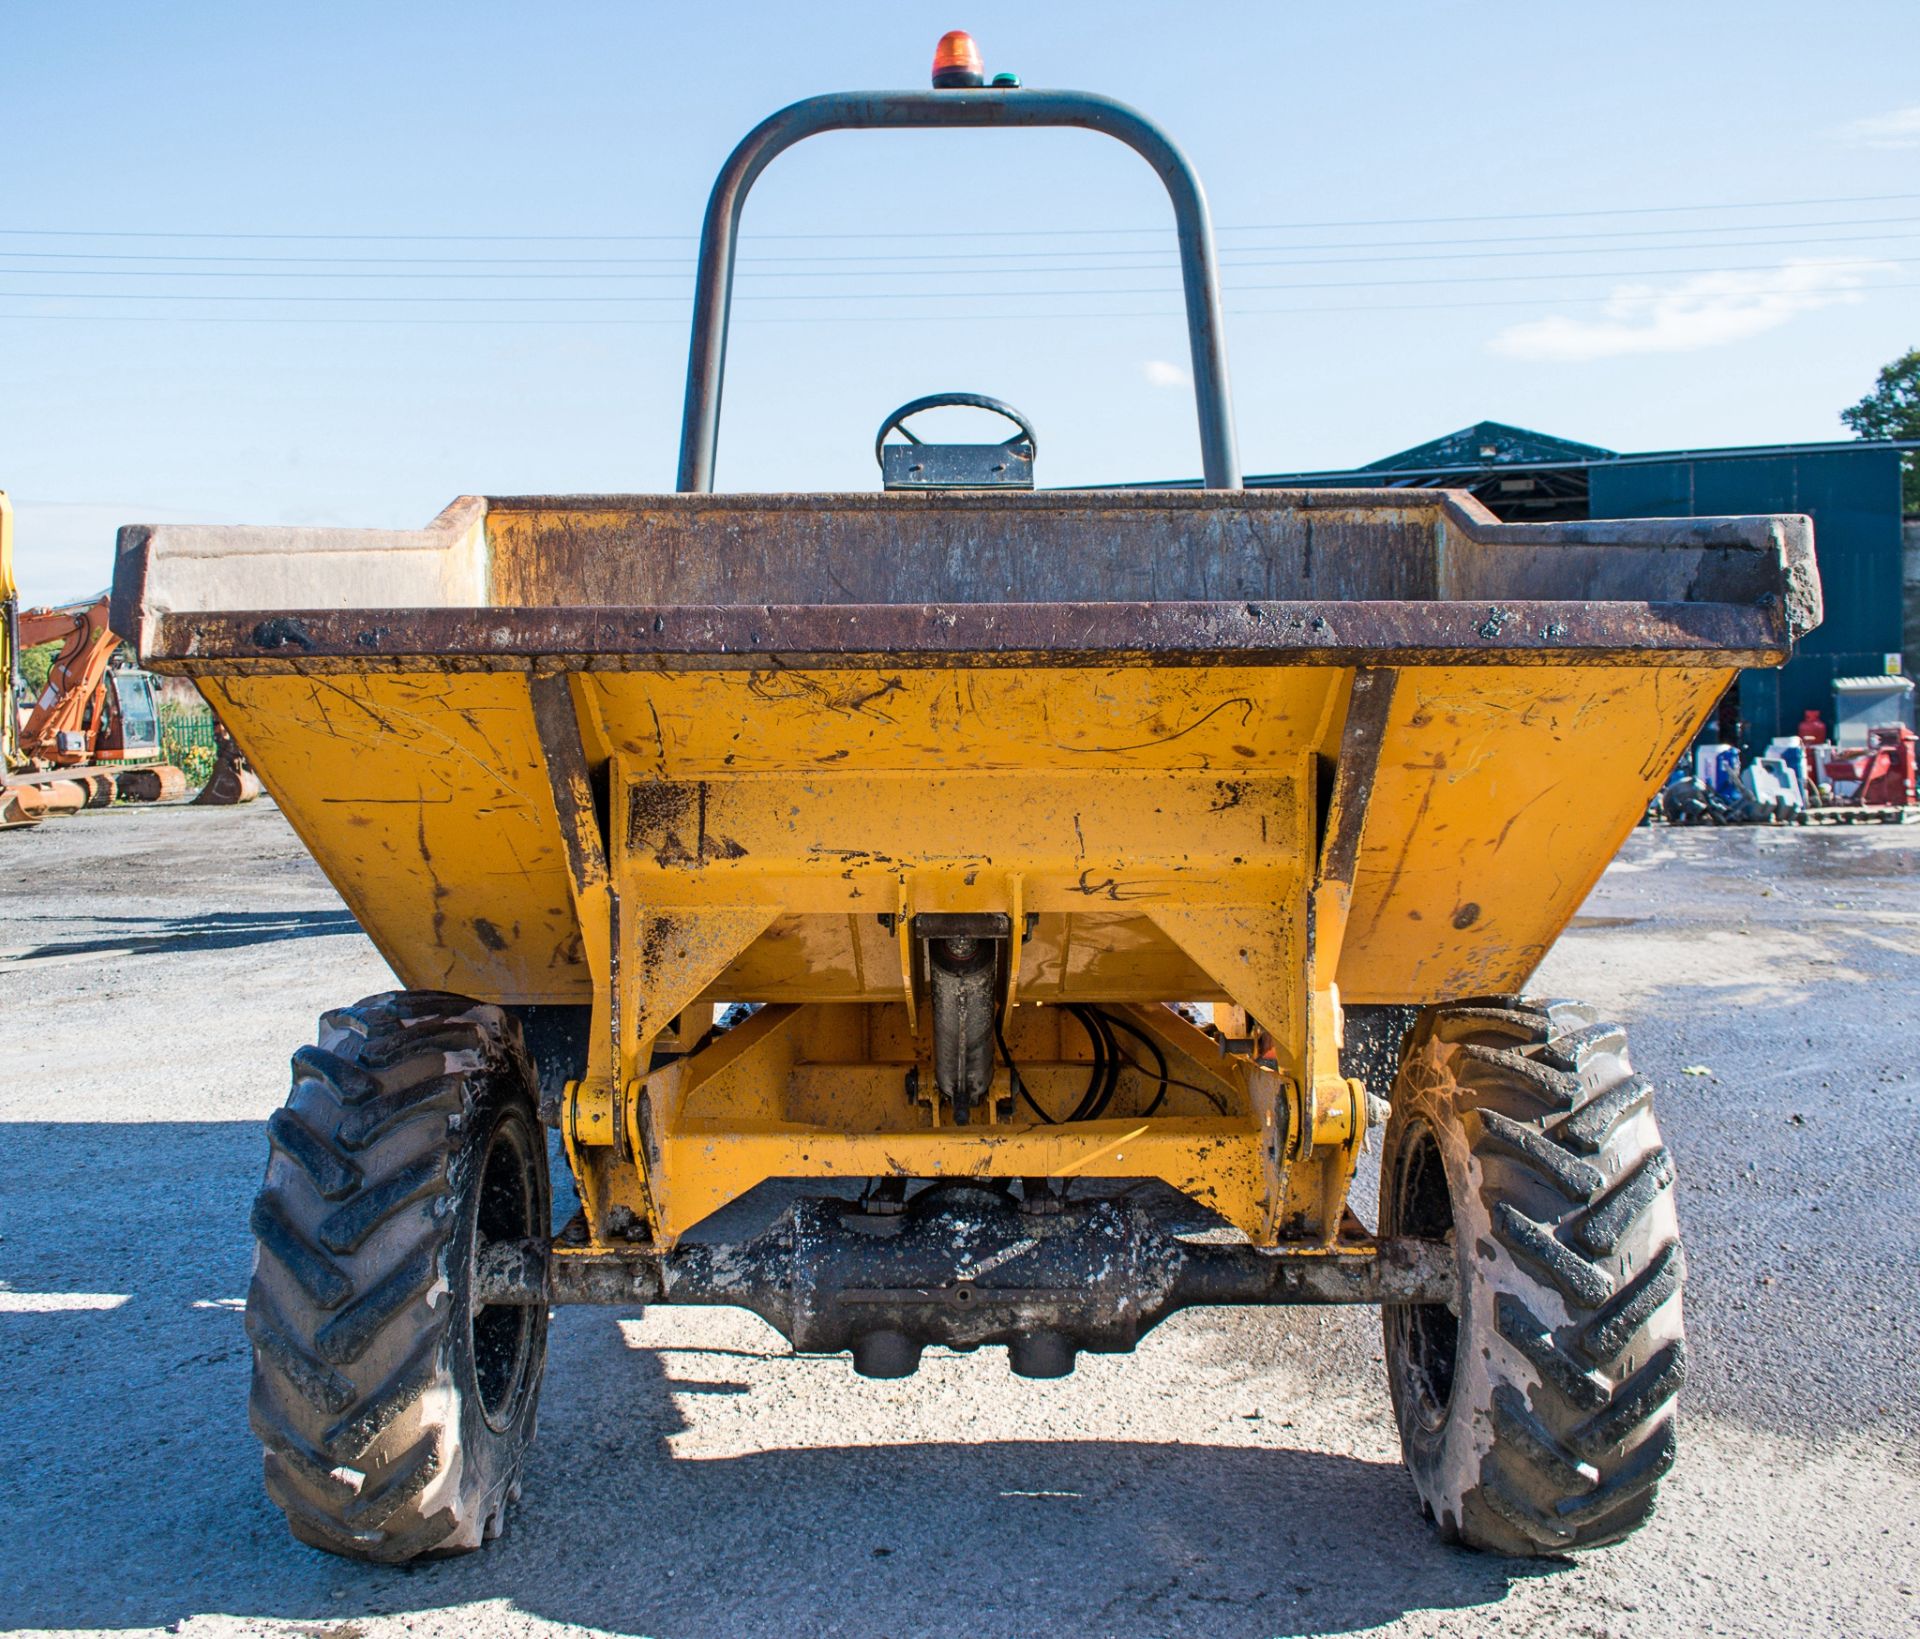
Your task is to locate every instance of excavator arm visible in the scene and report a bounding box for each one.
[17,593,119,766]
[3,500,218,825]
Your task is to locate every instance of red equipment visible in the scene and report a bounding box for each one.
[1821,725,1917,808]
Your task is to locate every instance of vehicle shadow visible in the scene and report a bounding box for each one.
[0,1119,1543,1638]
[0,907,361,964]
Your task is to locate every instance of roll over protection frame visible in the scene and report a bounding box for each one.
[675,88,1242,493]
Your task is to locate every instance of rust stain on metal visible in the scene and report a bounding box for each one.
[1316,669,1397,891]
[626,778,750,867]
[147,596,1797,676]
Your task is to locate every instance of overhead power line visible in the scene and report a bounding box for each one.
[0,256,1909,304]
[4,281,1917,328]
[0,192,1915,244]
[0,213,1914,268]
[0,229,1912,284]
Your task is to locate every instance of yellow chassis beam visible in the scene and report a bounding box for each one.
[289,655,1718,1256]
[566,999,1361,1246]
[554,668,1389,1249]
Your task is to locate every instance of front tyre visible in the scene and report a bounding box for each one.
[1380,997,1685,1555]
[245,990,549,1562]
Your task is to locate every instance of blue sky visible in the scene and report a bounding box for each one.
[5,0,1917,600]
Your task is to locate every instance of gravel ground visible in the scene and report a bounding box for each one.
[1,801,1916,1639]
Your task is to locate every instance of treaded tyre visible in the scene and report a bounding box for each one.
[1380,996,1685,1555]
[245,990,549,1562]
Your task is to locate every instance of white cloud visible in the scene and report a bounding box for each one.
[1142,358,1188,389]
[1835,106,1920,149]
[1488,258,1892,364]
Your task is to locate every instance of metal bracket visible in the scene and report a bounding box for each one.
[881,440,1033,490]
[914,912,1013,1125]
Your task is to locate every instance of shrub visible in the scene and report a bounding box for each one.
[159,700,222,787]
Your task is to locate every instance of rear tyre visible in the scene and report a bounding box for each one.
[245,990,549,1562]
[1380,997,1685,1555]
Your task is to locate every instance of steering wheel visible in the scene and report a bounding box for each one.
[873,392,1037,469]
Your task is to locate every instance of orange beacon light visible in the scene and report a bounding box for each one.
[931,30,986,89]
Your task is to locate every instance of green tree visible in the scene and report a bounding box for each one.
[17,639,59,695]
[1842,345,1920,513]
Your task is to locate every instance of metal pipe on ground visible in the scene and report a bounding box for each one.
[114,765,188,804]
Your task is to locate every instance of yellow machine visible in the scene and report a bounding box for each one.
[3,491,193,823]
[1,492,17,772]
[1,491,39,829]
[114,36,1817,1566]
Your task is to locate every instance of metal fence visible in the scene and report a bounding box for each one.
[159,700,220,787]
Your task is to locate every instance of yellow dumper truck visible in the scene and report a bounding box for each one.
[112,38,1819,1564]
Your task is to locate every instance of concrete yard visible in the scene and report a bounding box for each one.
[1,801,1916,1639]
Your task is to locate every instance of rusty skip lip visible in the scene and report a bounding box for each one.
[144,597,1793,673]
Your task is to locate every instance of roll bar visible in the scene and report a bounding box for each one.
[675,88,1241,493]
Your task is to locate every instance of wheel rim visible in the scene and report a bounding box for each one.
[471,1115,538,1432]
[1387,1121,1458,1432]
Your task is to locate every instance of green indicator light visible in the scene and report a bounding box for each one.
[991,72,1022,88]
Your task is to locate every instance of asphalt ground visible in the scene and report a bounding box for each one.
[1,801,1916,1639]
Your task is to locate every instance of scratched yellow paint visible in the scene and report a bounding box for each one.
[1338,664,1729,1000]
[614,767,1305,910]
[201,671,588,1002]
[591,663,1329,1234]
[649,1123,1277,1244]
[710,910,1219,1003]
[587,665,1337,773]
[197,653,1734,1250]
[616,1001,1298,1243]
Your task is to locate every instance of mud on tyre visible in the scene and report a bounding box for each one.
[1380,997,1686,1555]
[245,990,549,1562]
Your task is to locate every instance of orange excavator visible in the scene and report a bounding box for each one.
[17,592,167,763]
[3,491,191,826]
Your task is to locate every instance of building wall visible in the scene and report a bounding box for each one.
[1905,519,1920,672]
[1590,447,1906,752]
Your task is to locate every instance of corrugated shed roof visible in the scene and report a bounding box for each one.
[1359,421,1615,473]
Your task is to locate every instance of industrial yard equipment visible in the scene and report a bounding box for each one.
[113,37,1819,1564]
[0,492,45,829]
[17,595,171,767]
[3,510,253,823]
[1820,724,1917,809]
[4,567,191,822]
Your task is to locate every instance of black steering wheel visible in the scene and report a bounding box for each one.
[873,392,1037,468]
